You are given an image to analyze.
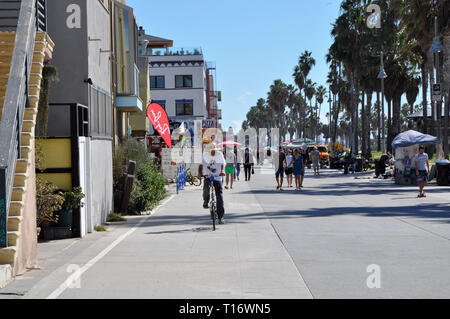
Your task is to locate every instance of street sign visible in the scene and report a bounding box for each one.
[433,95,442,102]
[432,83,442,102]
[202,119,216,128]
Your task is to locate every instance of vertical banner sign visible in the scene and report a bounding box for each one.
[147,103,172,148]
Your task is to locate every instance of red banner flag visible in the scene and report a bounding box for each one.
[147,103,172,148]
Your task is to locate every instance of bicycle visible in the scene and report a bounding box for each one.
[186,169,202,186]
[208,175,220,231]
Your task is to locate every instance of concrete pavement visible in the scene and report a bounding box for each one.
[2,161,449,299]
[0,176,312,299]
[249,164,450,298]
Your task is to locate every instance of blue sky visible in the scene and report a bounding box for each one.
[128,0,343,131]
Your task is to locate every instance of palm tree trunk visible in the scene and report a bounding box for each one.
[387,99,392,153]
[421,65,428,134]
[354,78,360,154]
[408,101,415,129]
[392,94,402,142]
[429,53,436,139]
[377,91,381,151]
[361,91,367,156]
[367,91,373,156]
[442,36,450,158]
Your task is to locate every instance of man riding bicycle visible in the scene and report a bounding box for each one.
[198,143,226,224]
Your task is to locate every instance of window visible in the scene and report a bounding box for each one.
[150,76,165,89]
[175,75,193,88]
[176,102,194,116]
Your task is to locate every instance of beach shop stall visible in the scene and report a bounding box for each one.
[391,130,439,185]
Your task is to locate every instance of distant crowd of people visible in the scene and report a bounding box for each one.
[273,146,320,191]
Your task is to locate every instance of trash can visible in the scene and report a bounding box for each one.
[436,163,450,186]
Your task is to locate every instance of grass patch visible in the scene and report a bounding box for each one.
[371,151,383,159]
[107,211,126,222]
[94,225,106,232]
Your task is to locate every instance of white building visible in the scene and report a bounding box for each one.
[139,30,221,133]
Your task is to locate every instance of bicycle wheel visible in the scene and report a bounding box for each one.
[210,204,216,231]
[192,176,202,187]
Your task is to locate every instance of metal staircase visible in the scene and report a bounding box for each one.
[0,0,53,274]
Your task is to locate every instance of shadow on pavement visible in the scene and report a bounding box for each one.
[240,183,450,197]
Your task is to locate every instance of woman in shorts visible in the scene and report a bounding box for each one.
[285,150,294,187]
[225,149,236,189]
[293,149,304,190]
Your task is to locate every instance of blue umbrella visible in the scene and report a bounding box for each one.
[392,130,438,148]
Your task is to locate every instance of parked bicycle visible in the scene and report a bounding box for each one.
[186,168,202,186]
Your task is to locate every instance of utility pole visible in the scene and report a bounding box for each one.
[430,16,444,147]
[378,51,387,153]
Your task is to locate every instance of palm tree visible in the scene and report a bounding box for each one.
[293,50,316,139]
[401,0,435,135]
[315,85,327,142]
[267,80,289,141]
[286,85,299,141]
[435,0,450,157]
[304,79,316,139]
[326,56,342,155]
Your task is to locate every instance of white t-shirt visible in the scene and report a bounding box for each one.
[286,155,293,168]
[202,152,225,177]
[415,153,429,171]
[225,151,237,166]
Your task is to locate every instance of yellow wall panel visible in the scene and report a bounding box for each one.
[37,173,72,191]
[39,139,71,168]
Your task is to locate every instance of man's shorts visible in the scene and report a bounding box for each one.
[225,165,235,175]
[313,161,320,169]
[417,170,428,183]
[275,168,284,178]
[285,167,293,175]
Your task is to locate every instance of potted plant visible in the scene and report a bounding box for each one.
[36,177,64,239]
[55,187,85,228]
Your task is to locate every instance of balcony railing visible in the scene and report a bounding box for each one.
[145,47,203,57]
[35,0,46,32]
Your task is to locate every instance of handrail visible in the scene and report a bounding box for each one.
[35,0,47,32]
[0,0,37,248]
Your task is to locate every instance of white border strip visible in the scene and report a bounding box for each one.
[46,195,175,299]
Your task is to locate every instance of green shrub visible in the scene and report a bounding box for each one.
[94,225,106,232]
[106,211,126,222]
[36,177,64,226]
[113,137,167,215]
[62,187,85,211]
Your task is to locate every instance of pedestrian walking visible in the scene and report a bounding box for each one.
[274,146,287,191]
[299,148,307,187]
[285,150,294,187]
[293,149,304,190]
[415,145,430,198]
[224,147,236,189]
[234,145,241,181]
[243,148,254,181]
[311,147,321,176]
